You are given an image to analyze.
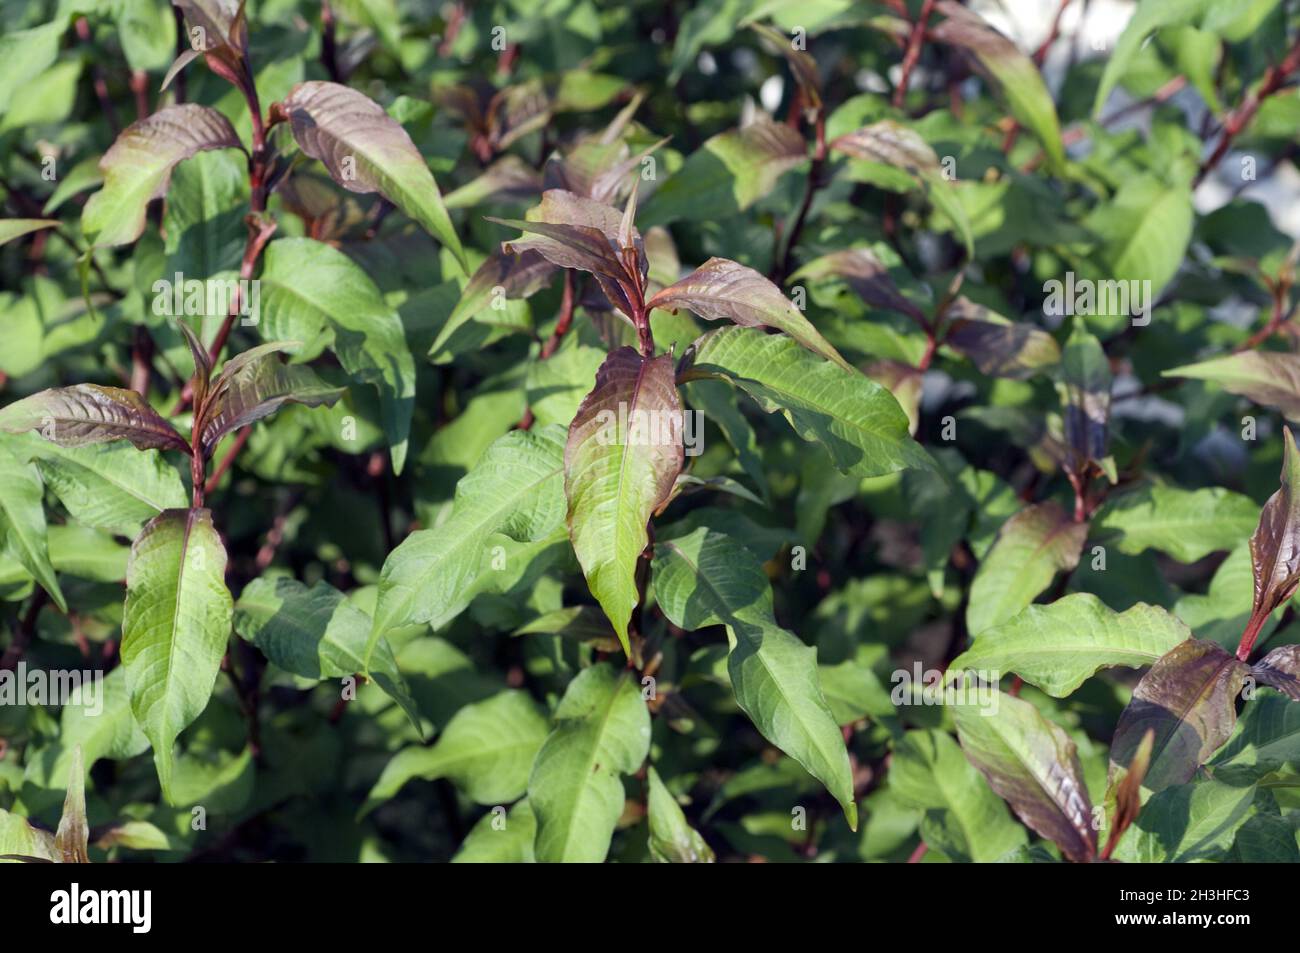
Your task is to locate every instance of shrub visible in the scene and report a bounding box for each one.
[1,0,1299,865]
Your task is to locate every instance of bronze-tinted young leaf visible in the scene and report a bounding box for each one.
[647,257,852,371]
[82,104,242,248]
[1248,427,1300,621]
[546,135,670,206]
[53,745,89,864]
[943,298,1060,380]
[791,247,929,326]
[1106,727,1155,856]
[172,0,247,55]
[0,385,190,454]
[1109,639,1249,794]
[428,249,557,363]
[489,189,646,320]
[1058,324,1111,475]
[197,350,344,458]
[832,120,940,176]
[176,321,213,414]
[1251,644,1300,700]
[277,81,466,272]
[565,347,683,651]
[930,1,1065,170]
[1165,351,1300,420]
[953,688,1097,863]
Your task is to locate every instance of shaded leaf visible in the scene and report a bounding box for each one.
[0,441,67,611]
[1092,483,1257,563]
[953,688,1097,863]
[1249,427,1300,620]
[647,766,715,862]
[943,298,1060,380]
[1167,351,1300,420]
[1250,644,1300,700]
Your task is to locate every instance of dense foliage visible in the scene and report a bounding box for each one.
[2,0,1300,864]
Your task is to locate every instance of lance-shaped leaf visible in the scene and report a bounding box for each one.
[653,525,857,828]
[233,576,417,728]
[953,688,1097,863]
[259,237,414,472]
[1092,483,1257,564]
[951,594,1190,698]
[565,348,683,652]
[1106,727,1154,857]
[197,348,344,458]
[20,439,187,538]
[53,746,89,864]
[1165,350,1300,420]
[830,121,973,255]
[0,384,190,454]
[1115,777,1260,863]
[891,728,1027,861]
[0,219,59,247]
[173,0,247,56]
[370,425,567,658]
[0,809,57,863]
[277,81,466,272]
[442,155,543,209]
[646,766,715,863]
[1057,324,1111,477]
[81,104,241,247]
[942,298,1060,380]
[0,442,66,611]
[791,246,929,326]
[1108,638,1249,795]
[453,800,537,863]
[1248,427,1300,620]
[640,117,807,227]
[687,325,933,477]
[364,691,548,811]
[489,189,645,321]
[748,22,821,110]
[428,250,555,363]
[930,1,1064,170]
[647,257,852,371]
[528,664,651,863]
[1250,644,1300,700]
[121,508,233,802]
[966,501,1088,636]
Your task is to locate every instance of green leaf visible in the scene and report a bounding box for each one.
[452,800,537,863]
[931,2,1064,170]
[1167,350,1300,421]
[0,441,66,611]
[648,257,853,371]
[365,691,548,809]
[0,809,57,863]
[688,325,933,478]
[1109,639,1249,795]
[0,384,190,454]
[278,81,466,272]
[890,729,1027,861]
[1092,484,1257,563]
[953,688,1097,862]
[1093,0,1211,115]
[232,576,417,727]
[654,525,857,828]
[0,219,60,247]
[966,501,1088,636]
[1084,175,1194,303]
[952,593,1190,697]
[121,508,234,802]
[370,425,567,655]
[528,664,651,862]
[565,348,683,652]
[646,766,715,862]
[640,118,807,227]
[82,104,242,247]
[259,237,415,473]
[1116,777,1260,862]
[18,438,187,538]
[0,21,61,114]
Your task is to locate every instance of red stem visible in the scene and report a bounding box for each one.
[893,0,936,109]
[1236,611,1269,662]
